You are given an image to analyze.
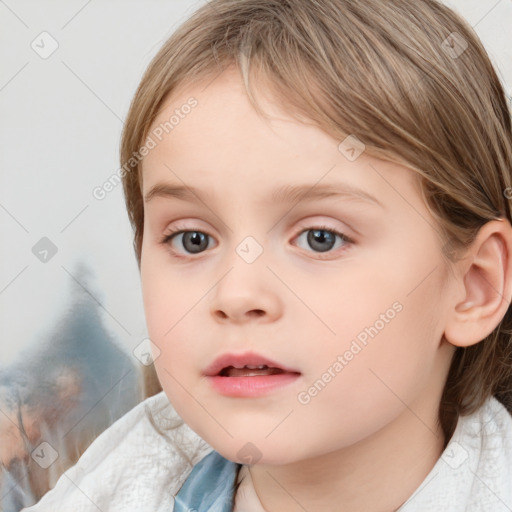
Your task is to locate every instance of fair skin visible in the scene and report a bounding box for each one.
[139,66,512,511]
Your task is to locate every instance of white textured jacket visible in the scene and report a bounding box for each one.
[21,391,512,511]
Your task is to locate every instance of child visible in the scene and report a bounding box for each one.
[22,0,512,510]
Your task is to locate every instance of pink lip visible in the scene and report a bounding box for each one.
[203,351,301,398]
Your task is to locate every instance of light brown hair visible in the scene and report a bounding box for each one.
[120,0,512,441]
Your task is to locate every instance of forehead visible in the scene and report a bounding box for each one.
[141,67,423,214]
[149,66,270,129]
[144,67,339,167]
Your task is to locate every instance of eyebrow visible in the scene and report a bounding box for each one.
[144,182,383,208]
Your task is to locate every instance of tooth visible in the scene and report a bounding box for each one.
[245,365,268,370]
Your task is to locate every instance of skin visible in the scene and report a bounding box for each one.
[139,66,512,511]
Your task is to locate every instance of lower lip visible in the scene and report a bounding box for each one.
[207,373,301,397]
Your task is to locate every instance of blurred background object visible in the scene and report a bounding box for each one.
[0,1,196,509]
[0,262,143,510]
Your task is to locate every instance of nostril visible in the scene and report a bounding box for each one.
[213,309,265,320]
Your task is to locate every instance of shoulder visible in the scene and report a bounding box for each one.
[458,396,512,475]
[464,397,512,510]
[21,391,213,512]
[400,396,512,512]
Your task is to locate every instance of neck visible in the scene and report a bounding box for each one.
[249,400,446,512]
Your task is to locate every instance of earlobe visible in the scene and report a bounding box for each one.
[444,219,512,348]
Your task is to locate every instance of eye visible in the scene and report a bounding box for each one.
[293,226,352,254]
[160,229,215,256]
[159,225,352,259]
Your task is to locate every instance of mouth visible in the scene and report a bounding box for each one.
[204,351,300,377]
[204,351,301,397]
[218,365,287,377]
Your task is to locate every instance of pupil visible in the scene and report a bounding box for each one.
[308,229,335,252]
[184,232,208,253]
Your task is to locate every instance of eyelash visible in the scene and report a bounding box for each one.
[159,224,354,260]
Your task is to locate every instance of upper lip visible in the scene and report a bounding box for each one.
[203,351,301,377]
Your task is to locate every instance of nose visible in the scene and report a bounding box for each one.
[209,260,283,324]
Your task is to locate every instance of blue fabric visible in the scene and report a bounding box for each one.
[173,450,241,512]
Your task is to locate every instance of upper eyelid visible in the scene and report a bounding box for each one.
[165,215,350,234]
[164,223,349,239]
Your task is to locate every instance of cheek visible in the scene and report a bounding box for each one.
[140,242,193,336]
[141,268,202,417]
[287,306,441,456]
[295,248,444,424]
[140,249,191,368]
[142,283,193,360]
[140,248,216,394]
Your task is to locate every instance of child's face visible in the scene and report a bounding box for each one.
[140,67,456,464]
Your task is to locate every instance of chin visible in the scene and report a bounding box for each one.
[201,435,305,466]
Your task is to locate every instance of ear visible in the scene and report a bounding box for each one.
[444,218,512,348]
